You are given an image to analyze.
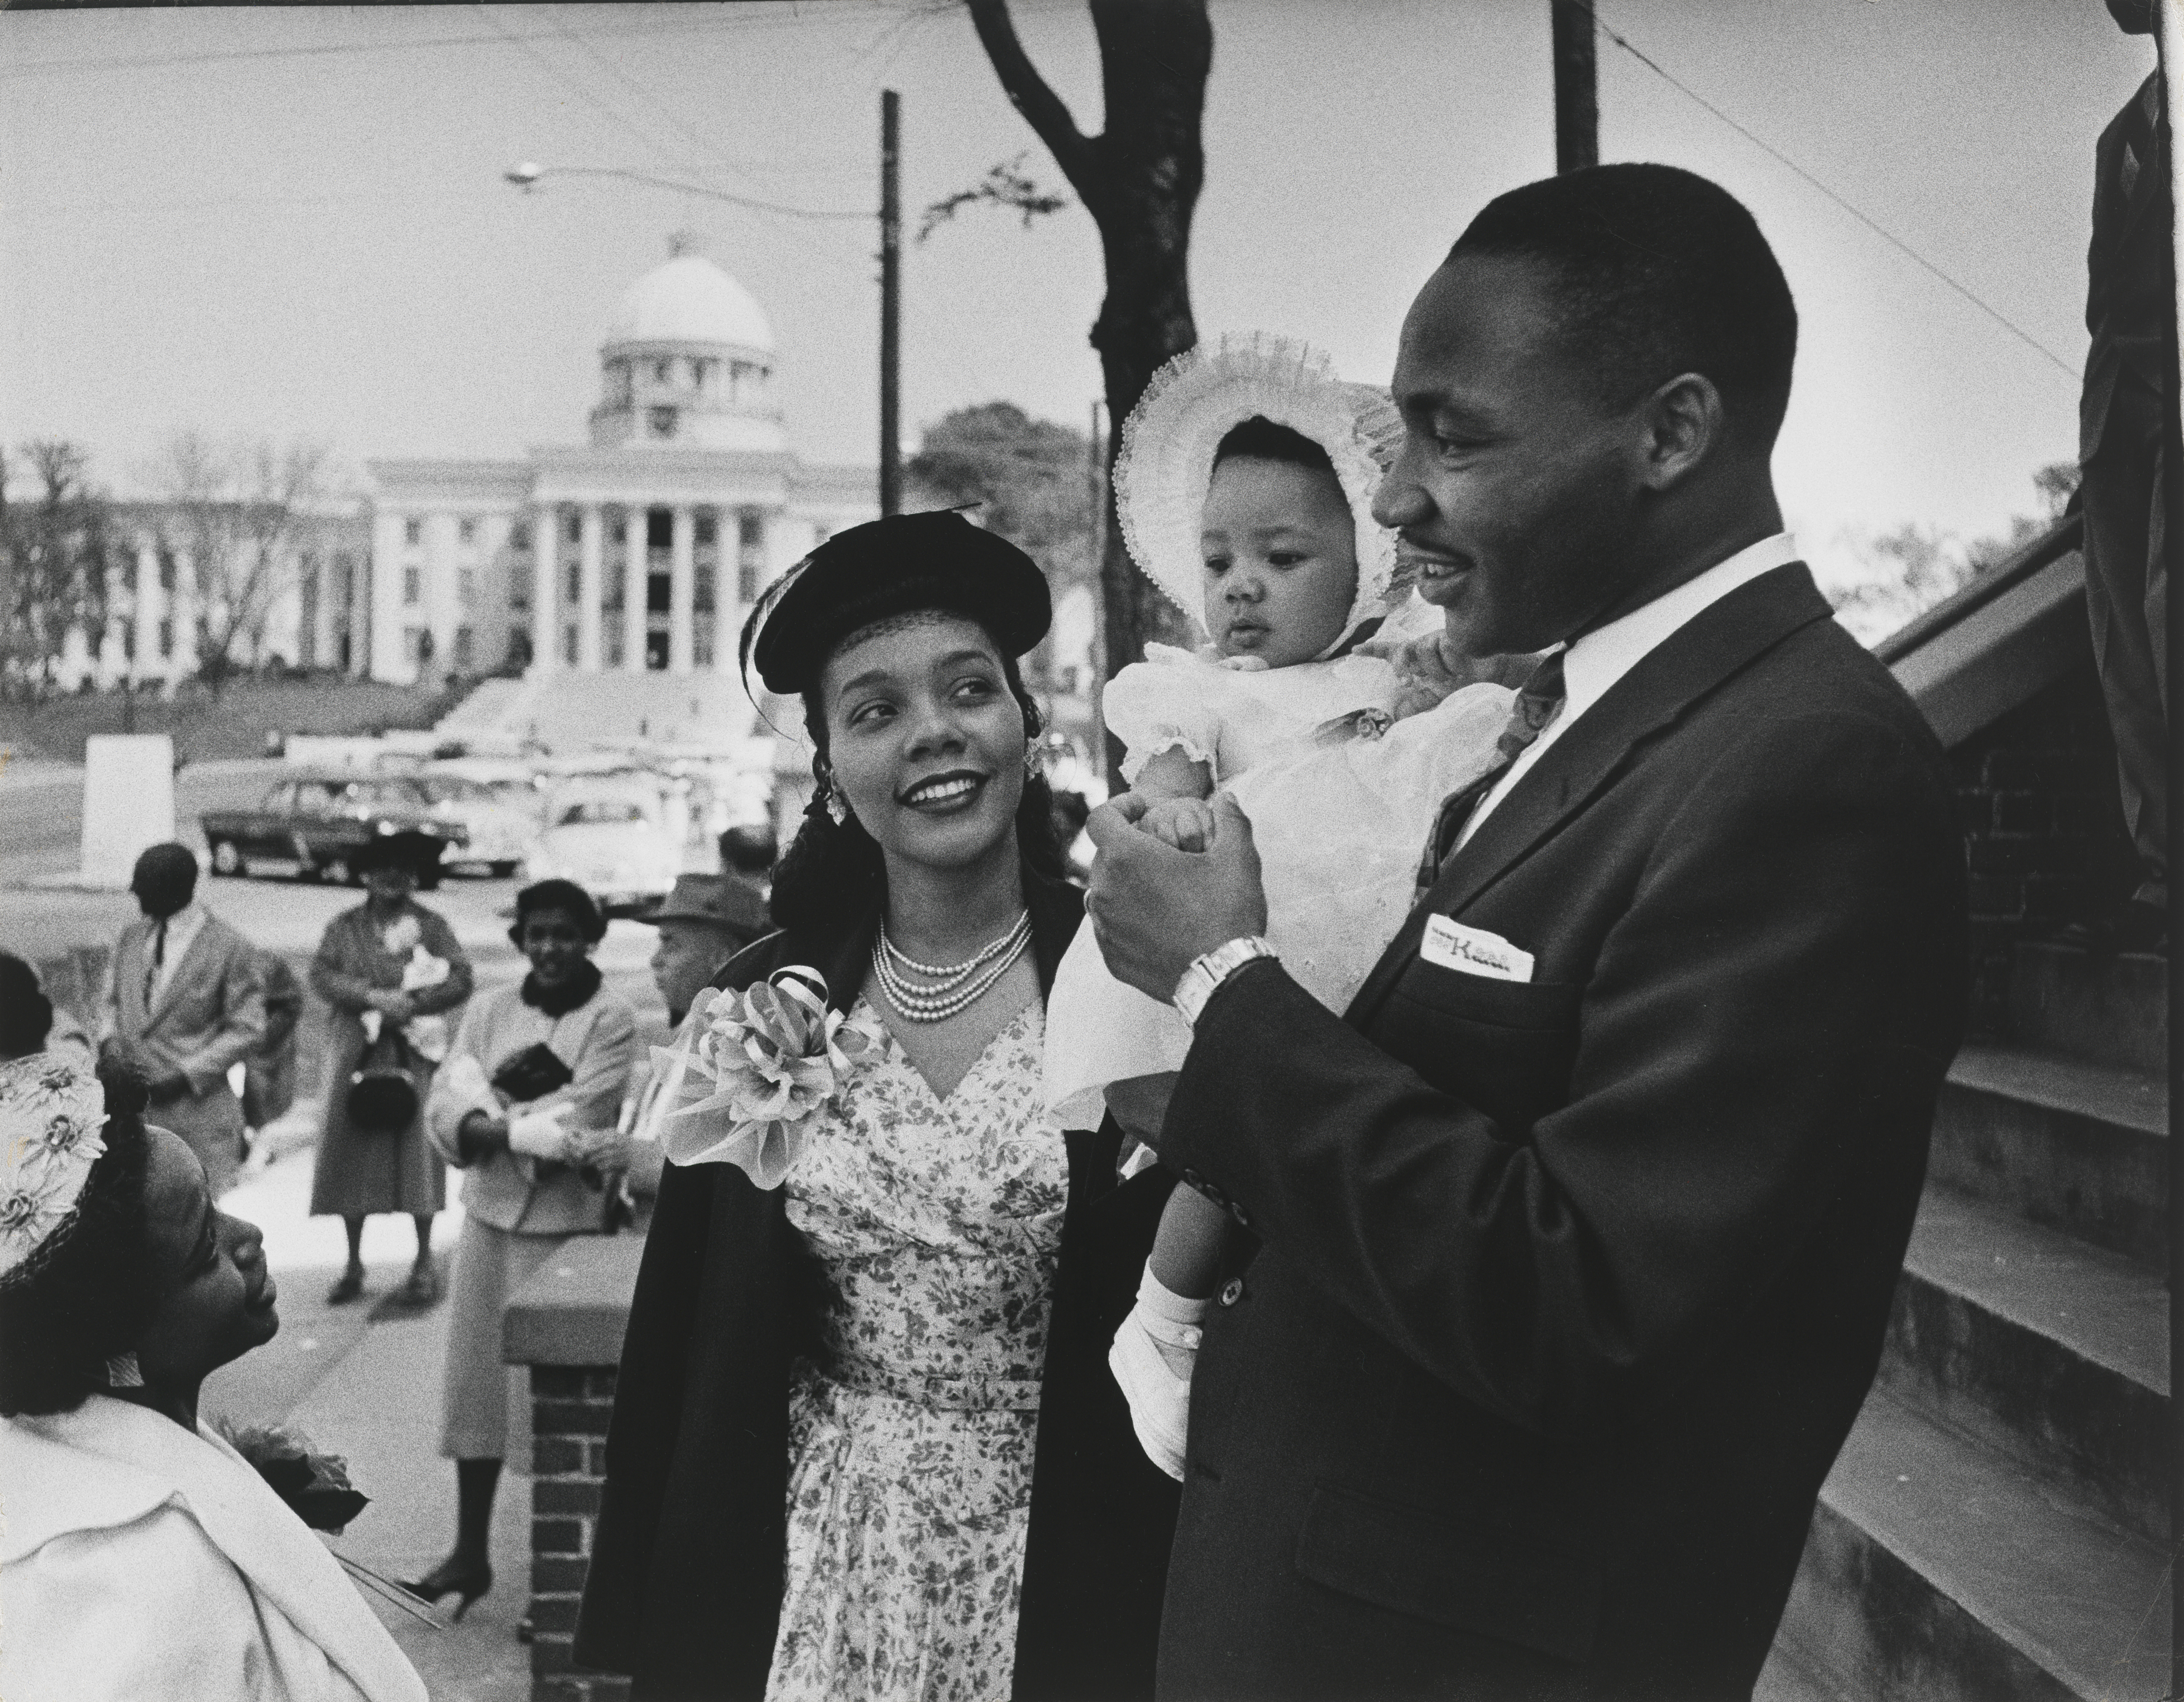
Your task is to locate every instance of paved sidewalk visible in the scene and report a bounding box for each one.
[206,1148,533,1701]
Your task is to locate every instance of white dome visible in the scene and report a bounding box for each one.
[604,250,774,353]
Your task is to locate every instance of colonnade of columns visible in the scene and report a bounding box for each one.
[529,500,765,676]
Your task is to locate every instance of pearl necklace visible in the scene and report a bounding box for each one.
[872,912,1032,1022]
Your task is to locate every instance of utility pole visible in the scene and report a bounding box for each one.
[879,89,903,517]
[1550,0,1598,173]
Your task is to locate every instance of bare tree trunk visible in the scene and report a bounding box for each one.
[966,0,1211,716]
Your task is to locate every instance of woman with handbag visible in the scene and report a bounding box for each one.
[410,877,637,1619]
[308,832,473,1307]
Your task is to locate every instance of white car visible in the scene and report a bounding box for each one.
[522,783,682,911]
[411,773,535,877]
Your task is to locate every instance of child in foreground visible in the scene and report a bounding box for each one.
[1041,333,1517,1477]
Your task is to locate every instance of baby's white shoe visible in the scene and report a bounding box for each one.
[1108,1264,1209,1481]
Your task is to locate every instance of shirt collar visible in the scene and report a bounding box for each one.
[1558,532,1800,721]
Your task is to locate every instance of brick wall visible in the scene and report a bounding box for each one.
[1947,667,2138,1036]
[528,1366,629,1702]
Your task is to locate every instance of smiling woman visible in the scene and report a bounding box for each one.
[0,1058,426,1702]
[577,512,1182,1702]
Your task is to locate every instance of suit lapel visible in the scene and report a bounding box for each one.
[146,915,218,1029]
[1344,564,1835,1025]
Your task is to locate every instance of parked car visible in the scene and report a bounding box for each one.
[410,771,534,877]
[521,780,681,912]
[200,773,466,887]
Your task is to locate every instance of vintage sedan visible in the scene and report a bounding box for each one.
[200,773,466,887]
[521,780,682,912]
[410,771,534,877]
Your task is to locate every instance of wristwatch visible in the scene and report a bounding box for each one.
[1172,935,1279,1026]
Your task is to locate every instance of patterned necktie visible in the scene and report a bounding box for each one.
[145,917,167,1007]
[1414,651,1569,897]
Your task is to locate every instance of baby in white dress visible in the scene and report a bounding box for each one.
[1040,333,1517,1476]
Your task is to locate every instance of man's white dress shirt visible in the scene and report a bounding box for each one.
[1457,533,1801,850]
[145,901,209,1006]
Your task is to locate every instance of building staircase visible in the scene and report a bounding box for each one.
[430,666,757,753]
[1759,511,2172,1700]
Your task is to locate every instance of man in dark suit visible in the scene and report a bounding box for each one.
[1086,164,1969,1701]
[2072,0,2169,953]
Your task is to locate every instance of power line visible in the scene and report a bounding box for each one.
[519,166,868,224]
[1588,5,2078,384]
[470,4,703,178]
[0,3,903,81]
[543,13,762,190]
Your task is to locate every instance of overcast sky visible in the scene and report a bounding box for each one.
[0,1,2151,594]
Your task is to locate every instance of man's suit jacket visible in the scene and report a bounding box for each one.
[1155,565,1968,1702]
[104,912,267,1157]
[2084,70,2169,463]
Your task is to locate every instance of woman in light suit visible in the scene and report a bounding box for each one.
[409,878,636,1619]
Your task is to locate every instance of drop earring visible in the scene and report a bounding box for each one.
[823,777,849,826]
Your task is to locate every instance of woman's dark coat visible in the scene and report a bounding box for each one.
[574,868,1180,1701]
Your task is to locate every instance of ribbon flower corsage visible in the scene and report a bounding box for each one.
[645,967,881,1189]
[215,1421,446,1628]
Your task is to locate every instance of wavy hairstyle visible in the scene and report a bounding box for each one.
[740,574,1063,935]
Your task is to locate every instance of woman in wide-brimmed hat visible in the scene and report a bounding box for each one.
[576,510,1180,1702]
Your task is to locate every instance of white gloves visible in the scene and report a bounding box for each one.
[1108,1262,1209,1482]
[507,1104,576,1163]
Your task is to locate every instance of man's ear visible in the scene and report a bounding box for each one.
[1633,372,1726,494]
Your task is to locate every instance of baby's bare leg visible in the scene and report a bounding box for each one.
[1150,1184,1231,1300]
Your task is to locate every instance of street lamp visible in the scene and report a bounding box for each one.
[503,99,905,514]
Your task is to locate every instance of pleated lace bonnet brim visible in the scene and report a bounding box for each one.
[1113,331,1406,649]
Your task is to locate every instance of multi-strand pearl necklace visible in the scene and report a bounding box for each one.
[871,911,1032,1023]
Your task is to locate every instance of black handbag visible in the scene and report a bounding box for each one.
[346,1026,421,1134]
[491,1041,574,1105]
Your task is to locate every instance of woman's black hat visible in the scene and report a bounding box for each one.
[747,510,1051,696]
[352,830,442,875]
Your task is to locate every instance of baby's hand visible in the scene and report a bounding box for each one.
[1137,796,1219,853]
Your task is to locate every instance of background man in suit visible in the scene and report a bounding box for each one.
[100,842,267,1198]
[2070,0,2169,953]
[1087,164,1969,1700]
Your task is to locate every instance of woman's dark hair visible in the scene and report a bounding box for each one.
[1214,415,1336,476]
[0,1065,156,1418]
[764,626,1064,934]
[507,878,608,949]
[0,952,55,1059]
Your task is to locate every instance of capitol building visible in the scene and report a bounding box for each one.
[81,238,875,701]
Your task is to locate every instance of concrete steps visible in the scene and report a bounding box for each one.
[1774,1389,2168,1702]
[1882,1186,2167,1545]
[2010,943,2167,1077]
[1770,938,2171,1698]
[1927,1044,2166,1269]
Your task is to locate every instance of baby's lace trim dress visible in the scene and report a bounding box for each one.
[764,998,1067,1702]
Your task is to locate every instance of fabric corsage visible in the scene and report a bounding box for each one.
[215,1419,448,1628]
[642,967,881,1189]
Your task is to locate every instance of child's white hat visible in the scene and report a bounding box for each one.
[1114,332,1404,649]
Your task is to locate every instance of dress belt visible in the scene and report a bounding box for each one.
[820,1356,1043,1413]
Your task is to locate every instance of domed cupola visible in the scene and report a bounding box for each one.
[590,233,786,453]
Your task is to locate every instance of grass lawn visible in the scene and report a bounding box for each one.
[0,675,472,765]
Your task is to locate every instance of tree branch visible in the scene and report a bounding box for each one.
[965,0,1107,214]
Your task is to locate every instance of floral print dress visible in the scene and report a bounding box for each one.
[765,996,1068,1702]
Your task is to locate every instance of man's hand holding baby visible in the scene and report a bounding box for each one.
[1136,795,1220,853]
[1086,792,1269,1000]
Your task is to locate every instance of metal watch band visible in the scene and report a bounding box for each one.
[1172,935,1278,1026]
